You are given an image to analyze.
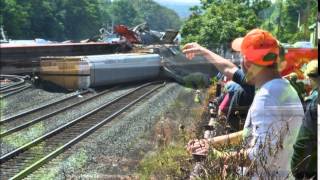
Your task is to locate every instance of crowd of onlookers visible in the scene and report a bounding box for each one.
[183,29,318,179]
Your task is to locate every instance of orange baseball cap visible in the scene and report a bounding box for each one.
[231,29,279,66]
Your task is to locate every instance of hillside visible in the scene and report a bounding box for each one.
[154,0,200,19]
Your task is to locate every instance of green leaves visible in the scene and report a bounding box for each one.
[181,0,269,49]
[0,0,30,38]
[261,0,317,43]
[1,0,181,41]
[110,0,139,27]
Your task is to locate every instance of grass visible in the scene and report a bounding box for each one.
[136,82,251,179]
[2,123,46,149]
[137,144,192,180]
[0,99,7,120]
[136,85,214,179]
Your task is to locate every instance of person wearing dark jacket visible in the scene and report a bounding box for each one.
[226,69,255,132]
[291,60,318,179]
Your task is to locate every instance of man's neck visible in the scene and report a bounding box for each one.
[255,69,281,88]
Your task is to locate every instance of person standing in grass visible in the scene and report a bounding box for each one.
[183,29,304,179]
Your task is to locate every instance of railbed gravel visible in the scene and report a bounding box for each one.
[0,85,139,156]
[26,82,190,179]
[0,92,97,133]
[1,84,78,117]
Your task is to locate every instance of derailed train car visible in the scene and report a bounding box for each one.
[40,45,218,90]
[39,25,218,90]
[40,53,162,90]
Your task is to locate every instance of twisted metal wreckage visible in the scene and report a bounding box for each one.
[0,23,218,90]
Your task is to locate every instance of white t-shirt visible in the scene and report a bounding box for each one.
[243,78,304,179]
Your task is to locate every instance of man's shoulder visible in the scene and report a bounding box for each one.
[260,79,300,101]
[253,81,304,117]
[262,78,290,90]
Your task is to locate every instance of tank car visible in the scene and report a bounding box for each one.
[40,53,161,90]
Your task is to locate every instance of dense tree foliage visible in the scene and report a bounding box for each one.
[181,0,272,49]
[109,0,140,27]
[0,0,30,38]
[181,0,317,48]
[0,0,181,41]
[261,0,318,43]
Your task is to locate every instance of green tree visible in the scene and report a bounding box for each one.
[0,0,30,38]
[181,0,270,49]
[109,0,181,31]
[0,0,181,41]
[63,0,106,40]
[262,0,318,43]
[110,0,140,27]
[27,0,65,40]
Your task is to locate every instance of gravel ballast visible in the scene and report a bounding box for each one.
[0,85,140,155]
[26,82,197,179]
[1,85,76,117]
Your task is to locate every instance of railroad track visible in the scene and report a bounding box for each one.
[1,90,92,124]
[0,75,26,90]
[0,75,31,99]
[0,81,165,180]
[0,84,32,99]
[0,90,95,138]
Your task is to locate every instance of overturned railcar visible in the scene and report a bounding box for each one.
[40,53,161,90]
[40,45,218,90]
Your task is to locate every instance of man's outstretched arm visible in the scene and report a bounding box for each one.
[183,42,239,80]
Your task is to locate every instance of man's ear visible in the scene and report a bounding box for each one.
[243,60,251,70]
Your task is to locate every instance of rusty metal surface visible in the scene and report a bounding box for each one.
[0,42,131,74]
[161,30,179,44]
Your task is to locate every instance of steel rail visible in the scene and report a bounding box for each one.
[10,82,165,180]
[0,75,26,91]
[0,83,30,94]
[0,81,157,162]
[0,86,117,137]
[0,81,164,180]
[0,90,90,124]
[0,84,32,99]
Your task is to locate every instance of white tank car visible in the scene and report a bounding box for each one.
[40,53,161,90]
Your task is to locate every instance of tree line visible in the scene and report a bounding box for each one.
[0,0,182,41]
[181,0,317,50]
[261,0,317,43]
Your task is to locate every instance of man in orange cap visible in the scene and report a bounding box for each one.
[183,29,304,178]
